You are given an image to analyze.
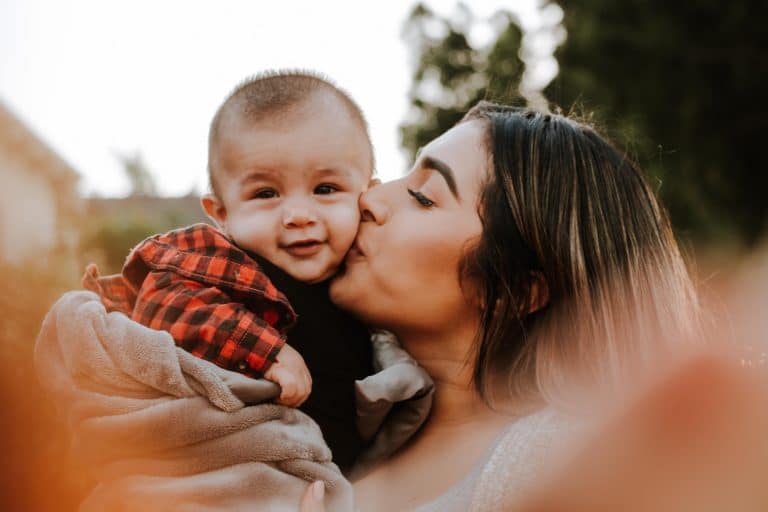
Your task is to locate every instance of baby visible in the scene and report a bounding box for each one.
[83,71,376,471]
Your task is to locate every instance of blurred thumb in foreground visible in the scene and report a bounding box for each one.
[516,247,768,512]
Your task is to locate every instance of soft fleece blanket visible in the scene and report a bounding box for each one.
[35,291,433,511]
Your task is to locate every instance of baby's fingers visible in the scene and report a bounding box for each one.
[294,370,312,407]
[270,368,299,405]
[281,377,311,408]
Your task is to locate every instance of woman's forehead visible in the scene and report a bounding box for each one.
[420,120,489,192]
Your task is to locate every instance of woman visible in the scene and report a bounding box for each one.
[305,102,699,510]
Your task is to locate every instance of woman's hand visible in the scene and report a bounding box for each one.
[299,481,325,512]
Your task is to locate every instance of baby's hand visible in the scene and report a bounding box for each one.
[264,343,312,407]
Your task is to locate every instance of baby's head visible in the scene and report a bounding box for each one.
[202,71,374,284]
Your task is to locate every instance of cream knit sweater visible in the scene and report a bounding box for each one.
[417,408,571,511]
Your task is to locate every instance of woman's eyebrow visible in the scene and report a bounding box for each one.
[419,156,459,199]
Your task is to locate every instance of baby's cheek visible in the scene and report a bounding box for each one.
[229,214,275,253]
[327,202,362,249]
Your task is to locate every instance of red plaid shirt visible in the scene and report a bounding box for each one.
[82,224,297,376]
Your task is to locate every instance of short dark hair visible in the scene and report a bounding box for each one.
[460,101,699,405]
[207,70,373,195]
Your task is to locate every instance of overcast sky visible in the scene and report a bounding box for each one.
[0,0,560,197]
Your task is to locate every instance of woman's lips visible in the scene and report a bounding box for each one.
[283,240,323,257]
[346,242,366,262]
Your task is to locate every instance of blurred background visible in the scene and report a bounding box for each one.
[0,0,765,509]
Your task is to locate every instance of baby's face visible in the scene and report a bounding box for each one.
[206,93,372,283]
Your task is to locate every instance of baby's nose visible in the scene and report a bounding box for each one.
[282,203,317,228]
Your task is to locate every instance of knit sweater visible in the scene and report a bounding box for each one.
[417,408,574,511]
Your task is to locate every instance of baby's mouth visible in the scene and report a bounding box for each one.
[283,239,324,257]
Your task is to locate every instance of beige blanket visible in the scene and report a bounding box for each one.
[35,291,433,511]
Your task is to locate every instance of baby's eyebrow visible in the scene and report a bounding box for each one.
[240,170,278,184]
[313,167,353,179]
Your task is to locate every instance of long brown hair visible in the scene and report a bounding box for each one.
[461,102,700,404]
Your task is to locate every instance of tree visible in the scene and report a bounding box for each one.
[546,0,768,245]
[115,151,158,197]
[81,154,204,273]
[400,3,525,161]
[400,1,766,245]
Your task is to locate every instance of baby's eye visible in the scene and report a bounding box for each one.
[314,184,339,195]
[251,188,278,199]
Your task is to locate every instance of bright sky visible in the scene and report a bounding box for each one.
[0,0,561,197]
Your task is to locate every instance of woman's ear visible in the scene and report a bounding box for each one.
[527,272,549,314]
[482,273,549,317]
[201,194,228,231]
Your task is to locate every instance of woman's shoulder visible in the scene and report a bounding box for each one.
[469,407,578,511]
[417,407,577,512]
[490,407,571,456]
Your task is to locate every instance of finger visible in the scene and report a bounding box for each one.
[275,396,300,408]
[294,390,310,407]
[299,481,325,512]
[280,378,298,401]
[274,390,303,407]
[517,354,768,512]
[272,368,297,394]
[301,369,312,392]
[277,392,298,407]
[297,371,310,393]
[284,373,308,406]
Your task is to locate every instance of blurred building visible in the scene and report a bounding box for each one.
[85,194,207,226]
[80,193,209,274]
[0,101,82,266]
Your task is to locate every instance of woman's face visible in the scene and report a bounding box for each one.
[330,120,488,333]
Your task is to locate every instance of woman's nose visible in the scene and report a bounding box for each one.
[358,180,390,225]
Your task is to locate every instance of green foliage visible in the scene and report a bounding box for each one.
[77,151,173,273]
[400,3,524,161]
[116,151,159,197]
[80,197,208,274]
[80,214,168,274]
[400,1,766,246]
[546,0,768,245]
[0,263,76,352]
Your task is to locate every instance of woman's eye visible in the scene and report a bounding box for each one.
[251,188,278,199]
[314,184,339,195]
[407,188,435,208]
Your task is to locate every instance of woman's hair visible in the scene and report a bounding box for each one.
[460,101,700,405]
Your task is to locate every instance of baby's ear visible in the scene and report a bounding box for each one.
[201,194,228,230]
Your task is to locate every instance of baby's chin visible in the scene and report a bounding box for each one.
[285,263,340,285]
[271,246,349,284]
